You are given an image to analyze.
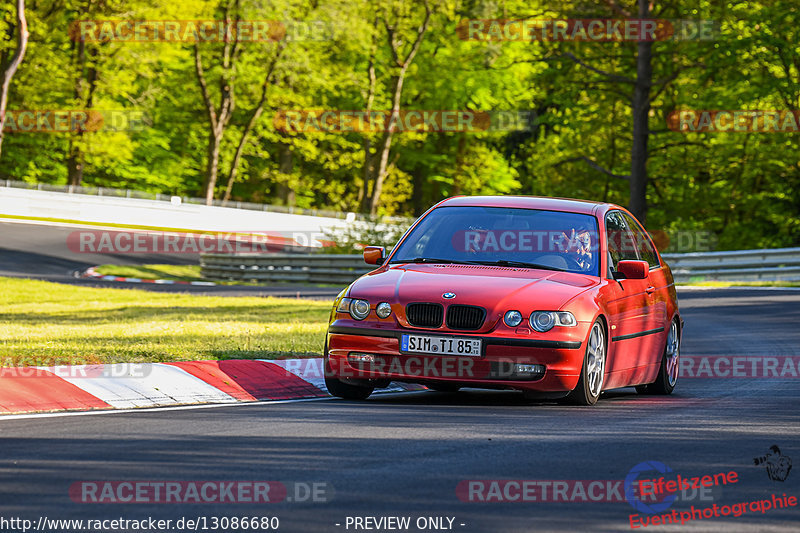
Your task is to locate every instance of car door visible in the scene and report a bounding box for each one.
[621,212,669,369]
[603,211,653,379]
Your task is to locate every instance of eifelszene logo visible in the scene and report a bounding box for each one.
[754,446,792,482]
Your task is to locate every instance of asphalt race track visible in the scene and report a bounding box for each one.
[1,287,798,532]
[0,220,343,299]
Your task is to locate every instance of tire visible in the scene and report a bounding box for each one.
[324,375,374,400]
[323,350,374,400]
[565,319,606,406]
[637,318,680,395]
[428,383,461,393]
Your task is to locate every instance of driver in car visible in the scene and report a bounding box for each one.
[561,225,595,272]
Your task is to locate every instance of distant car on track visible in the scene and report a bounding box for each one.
[324,196,682,405]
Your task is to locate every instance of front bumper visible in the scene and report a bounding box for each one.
[326,323,588,392]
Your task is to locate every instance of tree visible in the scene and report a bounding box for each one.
[360,0,431,215]
[0,0,28,159]
[193,0,240,205]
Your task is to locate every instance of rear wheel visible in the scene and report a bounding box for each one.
[566,320,606,406]
[637,318,680,395]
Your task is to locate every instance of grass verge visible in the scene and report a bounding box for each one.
[0,277,330,366]
[94,264,206,282]
[92,263,342,287]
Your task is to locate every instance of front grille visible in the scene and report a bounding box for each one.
[446,305,486,330]
[406,303,444,328]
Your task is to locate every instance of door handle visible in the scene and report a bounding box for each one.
[646,286,656,294]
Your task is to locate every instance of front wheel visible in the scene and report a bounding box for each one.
[324,375,374,400]
[638,318,680,395]
[566,320,606,406]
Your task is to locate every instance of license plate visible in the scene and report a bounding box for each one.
[401,334,482,357]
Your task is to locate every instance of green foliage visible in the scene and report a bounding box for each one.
[321,216,411,254]
[0,0,798,249]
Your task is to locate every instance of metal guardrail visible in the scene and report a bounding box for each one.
[201,247,800,285]
[201,253,372,284]
[662,247,800,283]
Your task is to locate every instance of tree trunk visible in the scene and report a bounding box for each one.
[222,42,285,202]
[67,44,97,187]
[193,1,239,206]
[411,168,424,216]
[67,145,84,186]
[276,141,294,205]
[204,130,223,205]
[0,0,29,160]
[223,107,261,202]
[358,18,379,212]
[629,0,652,225]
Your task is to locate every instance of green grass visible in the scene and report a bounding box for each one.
[681,280,800,287]
[0,277,331,367]
[93,263,342,287]
[95,263,206,282]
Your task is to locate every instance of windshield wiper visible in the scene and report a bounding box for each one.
[472,259,566,272]
[392,257,480,265]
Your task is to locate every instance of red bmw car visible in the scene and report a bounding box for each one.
[324,196,682,405]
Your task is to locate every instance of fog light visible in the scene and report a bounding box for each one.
[515,364,545,374]
[488,362,546,380]
[348,353,375,364]
[504,310,523,327]
[376,302,392,319]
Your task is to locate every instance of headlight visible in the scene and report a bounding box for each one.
[503,310,523,327]
[349,299,371,320]
[376,302,392,319]
[529,311,577,332]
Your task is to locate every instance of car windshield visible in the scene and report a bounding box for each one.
[390,205,600,276]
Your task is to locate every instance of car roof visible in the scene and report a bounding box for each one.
[437,195,619,216]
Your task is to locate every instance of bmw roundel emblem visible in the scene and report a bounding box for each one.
[443,292,456,299]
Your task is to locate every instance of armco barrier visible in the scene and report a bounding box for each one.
[200,254,372,284]
[201,248,800,285]
[662,247,800,283]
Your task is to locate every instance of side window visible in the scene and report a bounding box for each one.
[622,213,660,269]
[605,211,638,273]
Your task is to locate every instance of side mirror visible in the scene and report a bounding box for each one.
[363,246,386,265]
[615,260,649,280]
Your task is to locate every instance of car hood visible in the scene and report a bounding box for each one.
[349,263,598,313]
